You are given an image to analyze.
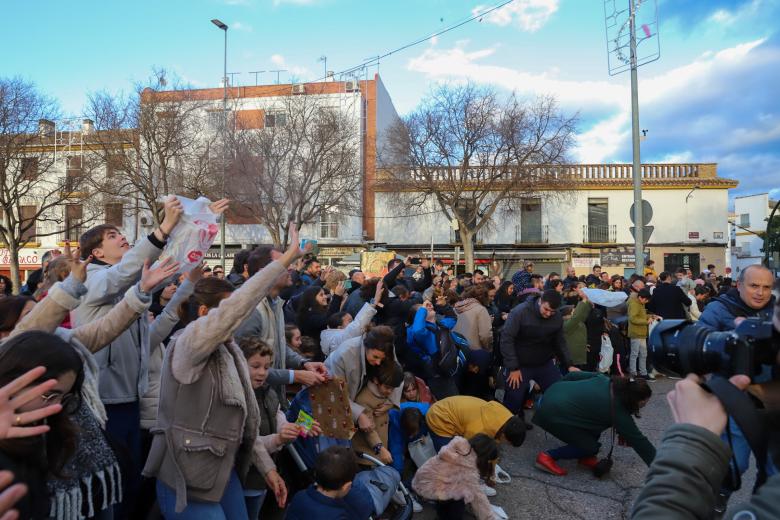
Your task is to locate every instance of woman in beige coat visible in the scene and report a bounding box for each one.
[453,284,494,398]
[143,226,308,518]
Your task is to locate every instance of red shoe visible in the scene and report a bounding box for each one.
[535,452,568,476]
[578,456,599,469]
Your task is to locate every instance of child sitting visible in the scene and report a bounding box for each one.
[352,362,404,465]
[413,434,500,520]
[286,446,374,519]
[402,371,435,404]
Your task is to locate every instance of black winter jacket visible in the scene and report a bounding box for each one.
[500,296,572,370]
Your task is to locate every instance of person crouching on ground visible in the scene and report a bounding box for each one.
[425,395,526,453]
[413,434,500,520]
[533,372,656,476]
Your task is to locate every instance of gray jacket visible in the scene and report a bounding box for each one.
[632,423,780,520]
[72,235,164,404]
[235,296,306,390]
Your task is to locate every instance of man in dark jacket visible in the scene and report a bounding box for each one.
[562,265,579,291]
[584,265,602,288]
[511,261,534,293]
[646,271,690,319]
[500,290,579,414]
[699,264,774,331]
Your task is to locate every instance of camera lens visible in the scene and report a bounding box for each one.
[648,320,733,376]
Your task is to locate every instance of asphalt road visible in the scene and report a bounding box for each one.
[415,377,757,520]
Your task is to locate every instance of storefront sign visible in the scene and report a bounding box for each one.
[571,257,600,269]
[688,231,700,239]
[600,247,650,267]
[0,248,44,267]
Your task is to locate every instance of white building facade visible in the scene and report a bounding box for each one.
[730,193,775,275]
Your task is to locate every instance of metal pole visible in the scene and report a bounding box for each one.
[629,0,644,274]
[220,28,227,270]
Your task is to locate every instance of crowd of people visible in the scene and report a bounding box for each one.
[0,200,777,520]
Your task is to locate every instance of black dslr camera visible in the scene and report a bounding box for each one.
[648,318,778,379]
[649,317,779,493]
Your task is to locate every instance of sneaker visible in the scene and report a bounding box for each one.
[641,373,656,381]
[411,497,423,513]
[391,489,405,506]
[535,452,568,476]
[480,483,497,497]
[578,456,599,469]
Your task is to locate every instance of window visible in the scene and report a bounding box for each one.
[208,110,229,133]
[106,154,124,178]
[105,203,123,227]
[21,158,39,181]
[520,198,542,243]
[587,198,609,242]
[319,211,339,239]
[65,204,83,242]
[264,112,287,128]
[20,205,37,243]
[739,214,750,227]
[740,242,751,256]
[65,156,82,192]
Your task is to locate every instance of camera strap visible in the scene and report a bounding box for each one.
[705,375,768,491]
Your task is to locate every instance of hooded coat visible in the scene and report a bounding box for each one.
[412,436,497,520]
[453,298,493,350]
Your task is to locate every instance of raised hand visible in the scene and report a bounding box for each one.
[373,280,384,303]
[62,242,90,283]
[0,367,62,440]
[281,223,308,265]
[140,257,181,293]
[0,470,27,520]
[333,281,347,297]
[188,261,206,284]
[159,196,184,237]
[208,198,230,216]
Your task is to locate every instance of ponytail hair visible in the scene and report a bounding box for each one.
[611,375,652,416]
[178,277,235,326]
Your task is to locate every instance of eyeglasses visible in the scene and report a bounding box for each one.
[41,391,79,414]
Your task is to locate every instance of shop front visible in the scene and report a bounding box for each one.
[0,248,52,282]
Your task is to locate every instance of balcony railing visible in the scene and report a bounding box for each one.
[399,163,716,183]
[515,225,549,244]
[449,228,486,245]
[583,225,616,243]
[64,226,84,243]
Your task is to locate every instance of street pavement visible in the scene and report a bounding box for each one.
[415,376,757,519]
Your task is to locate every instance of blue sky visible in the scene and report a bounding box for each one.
[3,0,779,200]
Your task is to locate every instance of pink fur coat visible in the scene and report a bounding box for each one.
[412,436,497,520]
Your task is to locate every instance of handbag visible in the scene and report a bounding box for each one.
[593,383,616,478]
[408,435,437,468]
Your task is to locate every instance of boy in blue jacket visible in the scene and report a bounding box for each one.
[286,446,373,520]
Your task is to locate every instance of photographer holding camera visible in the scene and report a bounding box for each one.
[632,276,780,519]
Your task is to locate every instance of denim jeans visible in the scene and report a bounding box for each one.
[629,338,647,376]
[501,361,562,415]
[157,469,249,520]
[547,444,596,460]
[244,489,267,520]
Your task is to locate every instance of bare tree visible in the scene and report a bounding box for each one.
[381,83,577,271]
[84,69,219,228]
[0,77,100,292]
[225,90,362,247]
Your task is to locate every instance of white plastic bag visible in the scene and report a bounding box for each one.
[408,435,436,468]
[582,288,628,308]
[598,334,614,373]
[494,464,511,484]
[157,195,219,274]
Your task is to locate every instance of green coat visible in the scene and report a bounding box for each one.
[627,293,649,339]
[532,372,656,465]
[563,300,592,366]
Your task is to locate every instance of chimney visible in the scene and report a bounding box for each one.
[81,118,95,135]
[38,119,55,137]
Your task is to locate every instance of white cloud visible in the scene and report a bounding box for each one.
[472,0,559,32]
[407,41,624,110]
[708,0,762,25]
[232,21,253,32]
[271,54,286,66]
[573,112,630,163]
[658,151,695,163]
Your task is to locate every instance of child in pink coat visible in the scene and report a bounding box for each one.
[412,434,499,520]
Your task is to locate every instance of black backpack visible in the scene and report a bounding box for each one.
[435,326,468,377]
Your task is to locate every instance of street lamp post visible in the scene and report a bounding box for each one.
[211,18,228,270]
